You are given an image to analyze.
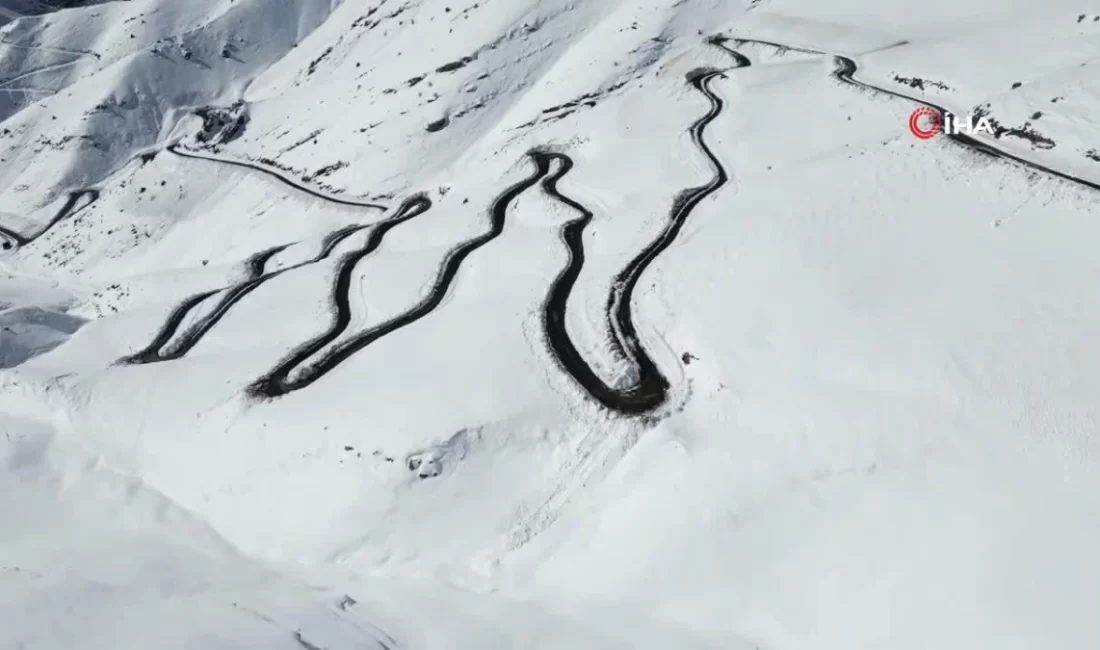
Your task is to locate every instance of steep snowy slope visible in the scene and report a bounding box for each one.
[3,0,1100,648]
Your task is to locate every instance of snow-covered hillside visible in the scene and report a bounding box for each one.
[3,0,1100,648]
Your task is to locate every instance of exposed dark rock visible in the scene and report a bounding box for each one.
[193,101,249,145]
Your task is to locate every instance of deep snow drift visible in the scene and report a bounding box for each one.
[3,0,1100,648]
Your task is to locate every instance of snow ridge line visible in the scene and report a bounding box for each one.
[167,144,389,211]
[0,188,97,251]
[119,200,430,366]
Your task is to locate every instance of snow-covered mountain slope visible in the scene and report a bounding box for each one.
[3,0,1100,648]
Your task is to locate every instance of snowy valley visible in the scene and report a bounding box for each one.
[2,0,1100,648]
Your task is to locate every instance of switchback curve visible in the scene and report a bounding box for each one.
[0,189,99,251]
[534,69,731,414]
[247,163,549,398]
[120,197,430,365]
[119,242,291,364]
[129,46,741,412]
[244,66,736,408]
[706,35,752,68]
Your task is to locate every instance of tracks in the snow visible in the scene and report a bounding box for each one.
[0,189,99,251]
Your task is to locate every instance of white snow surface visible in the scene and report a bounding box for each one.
[2,0,1100,648]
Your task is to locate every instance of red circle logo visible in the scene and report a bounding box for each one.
[909,107,941,139]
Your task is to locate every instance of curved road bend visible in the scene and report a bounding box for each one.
[119,242,292,364]
[718,37,1100,192]
[832,56,1100,192]
[248,164,551,398]
[121,195,429,362]
[535,69,732,415]
[167,143,388,210]
[0,189,99,251]
[121,197,432,365]
[706,35,752,68]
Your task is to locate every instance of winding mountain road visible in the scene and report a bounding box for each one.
[65,30,1100,424]
[120,141,400,363]
[535,34,1100,415]
[533,68,733,414]
[831,55,1100,192]
[120,243,291,364]
[247,171,540,397]
[0,189,98,251]
[725,37,823,57]
[706,35,752,68]
[0,57,84,89]
[722,36,1100,192]
[242,55,740,409]
[120,198,430,365]
[121,41,745,414]
[167,144,389,210]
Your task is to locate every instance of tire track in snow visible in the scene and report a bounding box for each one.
[119,199,430,365]
[0,38,101,61]
[247,166,547,398]
[167,144,389,210]
[0,57,84,88]
[534,68,732,414]
[0,85,53,94]
[0,189,98,251]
